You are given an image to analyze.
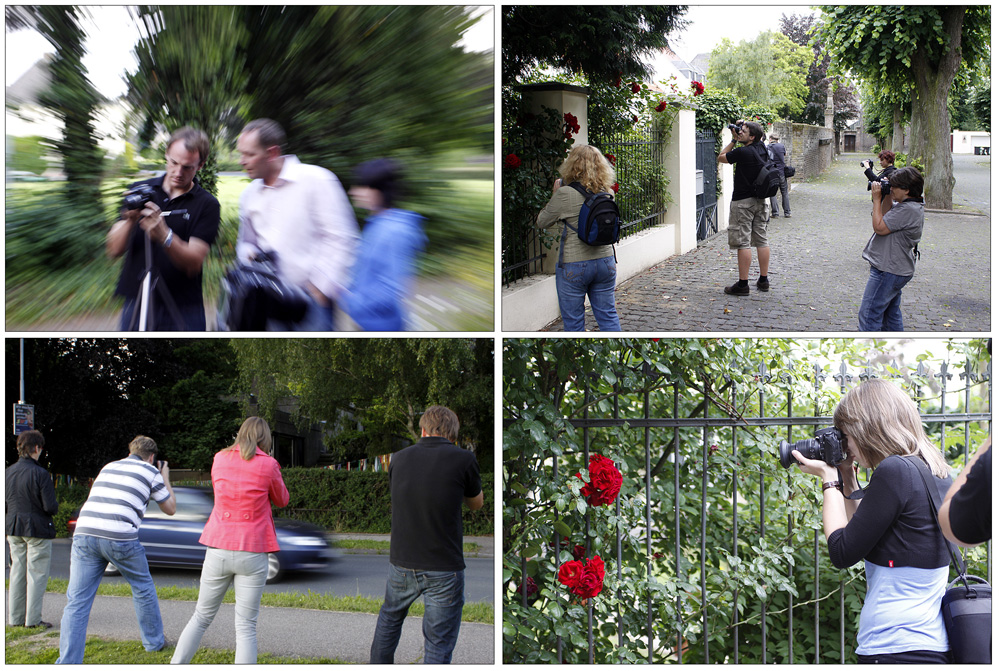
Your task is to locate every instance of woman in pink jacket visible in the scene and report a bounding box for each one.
[171,417,289,664]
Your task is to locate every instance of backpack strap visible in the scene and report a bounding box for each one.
[906,455,967,576]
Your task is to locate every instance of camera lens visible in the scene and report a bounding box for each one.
[778,438,821,468]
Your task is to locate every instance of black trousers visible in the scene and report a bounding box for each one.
[857,649,951,664]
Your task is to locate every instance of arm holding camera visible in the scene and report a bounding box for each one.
[137,201,212,277]
[870,181,894,235]
[792,450,853,540]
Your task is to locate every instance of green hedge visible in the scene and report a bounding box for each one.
[52,470,493,537]
[279,468,493,536]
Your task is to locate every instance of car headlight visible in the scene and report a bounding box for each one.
[283,537,328,548]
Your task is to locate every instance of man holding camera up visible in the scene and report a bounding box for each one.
[107,127,221,331]
[718,120,771,295]
[858,167,924,331]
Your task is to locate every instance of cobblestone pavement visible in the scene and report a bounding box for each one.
[543,153,990,332]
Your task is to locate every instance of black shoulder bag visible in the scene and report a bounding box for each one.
[909,456,991,664]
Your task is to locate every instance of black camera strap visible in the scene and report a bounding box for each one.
[838,468,867,500]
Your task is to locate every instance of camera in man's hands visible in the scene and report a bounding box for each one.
[778,427,847,469]
[867,176,891,193]
[728,121,745,135]
[124,183,157,211]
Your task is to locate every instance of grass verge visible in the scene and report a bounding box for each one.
[4,626,345,664]
[39,579,493,625]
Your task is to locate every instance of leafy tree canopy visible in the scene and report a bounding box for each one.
[707,31,811,119]
[230,339,493,470]
[502,6,689,86]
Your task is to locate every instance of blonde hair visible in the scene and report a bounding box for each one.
[129,435,158,460]
[558,144,616,195]
[833,379,949,478]
[232,416,272,461]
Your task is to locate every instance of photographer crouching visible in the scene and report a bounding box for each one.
[857,167,924,331]
[106,127,220,330]
[786,379,953,663]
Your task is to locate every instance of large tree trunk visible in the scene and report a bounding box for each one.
[909,6,965,209]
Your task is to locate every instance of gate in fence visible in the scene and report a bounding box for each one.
[695,131,719,241]
[504,345,991,664]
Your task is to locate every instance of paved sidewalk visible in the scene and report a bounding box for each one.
[543,153,990,332]
[32,592,495,664]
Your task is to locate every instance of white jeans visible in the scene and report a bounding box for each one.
[7,536,52,626]
[170,548,269,664]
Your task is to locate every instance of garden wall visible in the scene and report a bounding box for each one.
[772,121,834,181]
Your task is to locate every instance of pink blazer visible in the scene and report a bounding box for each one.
[199,447,290,553]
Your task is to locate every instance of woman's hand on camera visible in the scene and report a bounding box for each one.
[791,450,839,480]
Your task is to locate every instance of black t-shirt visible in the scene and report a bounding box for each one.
[114,175,221,307]
[728,141,767,202]
[388,436,482,571]
[948,445,991,546]
[827,455,952,570]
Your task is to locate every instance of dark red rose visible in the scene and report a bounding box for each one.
[611,183,620,195]
[655,100,668,113]
[576,454,622,506]
[563,112,580,134]
[632,114,639,123]
[504,153,521,169]
[615,75,622,88]
[631,82,641,94]
[558,560,584,589]
[586,555,605,581]
[691,80,705,96]
[572,557,605,598]
[571,544,586,562]
[518,576,538,598]
[604,153,616,166]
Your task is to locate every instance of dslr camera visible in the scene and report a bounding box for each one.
[124,183,156,211]
[778,427,847,469]
[867,176,891,194]
[728,121,744,135]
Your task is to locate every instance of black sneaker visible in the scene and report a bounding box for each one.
[724,282,750,296]
[29,621,53,629]
[756,277,770,292]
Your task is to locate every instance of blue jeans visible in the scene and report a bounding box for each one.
[171,548,269,664]
[555,256,621,331]
[858,266,912,331]
[57,535,164,663]
[121,296,206,331]
[370,564,465,664]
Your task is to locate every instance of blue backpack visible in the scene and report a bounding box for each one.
[563,181,622,246]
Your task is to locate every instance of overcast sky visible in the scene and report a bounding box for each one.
[6,6,493,100]
[651,5,818,80]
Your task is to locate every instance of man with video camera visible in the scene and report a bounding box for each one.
[857,166,924,331]
[718,120,771,295]
[106,127,221,331]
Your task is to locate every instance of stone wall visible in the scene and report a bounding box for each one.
[772,122,834,181]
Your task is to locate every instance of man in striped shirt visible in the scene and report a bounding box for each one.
[56,436,176,664]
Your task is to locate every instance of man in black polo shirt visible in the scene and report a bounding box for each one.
[718,120,771,295]
[107,126,220,330]
[370,405,483,664]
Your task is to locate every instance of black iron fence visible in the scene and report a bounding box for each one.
[695,130,719,241]
[594,126,670,238]
[508,356,991,663]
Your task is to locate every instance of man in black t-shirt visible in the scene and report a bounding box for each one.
[718,120,771,295]
[939,437,991,547]
[107,126,220,330]
[370,405,483,664]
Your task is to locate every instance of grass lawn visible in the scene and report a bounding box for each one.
[4,626,346,664]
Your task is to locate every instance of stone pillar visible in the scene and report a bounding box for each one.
[516,83,590,274]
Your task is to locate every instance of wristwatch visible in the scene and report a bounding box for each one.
[822,480,843,492]
[163,229,174,248]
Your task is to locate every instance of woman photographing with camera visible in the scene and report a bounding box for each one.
[792,379,953,663]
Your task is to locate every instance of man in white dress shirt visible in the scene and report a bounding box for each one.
[236,118,359,330]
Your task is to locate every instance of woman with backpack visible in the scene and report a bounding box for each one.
[791,379,953,663]
[536,144,621,331]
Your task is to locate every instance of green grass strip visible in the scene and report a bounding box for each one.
[4,627,345,664]
[38,579,493,625]
[334,539,480,554]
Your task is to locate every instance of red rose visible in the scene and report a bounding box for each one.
[691,80,705,96]
[615,75,622,88]
[558,560,584,589]
[585,555,605,581]
[631,82,641,94]
[504,153,521,169]
[571,544,586,562]
[632,115,639,123]
[655,100,668,113]
[575,454,622,506]
[611,183,620,195]
[604,153,616,166]
[518,576,538,598]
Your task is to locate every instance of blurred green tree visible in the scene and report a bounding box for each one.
[707,32,811,119]
[231,338,493,470]
[6,135,49,175]
[502,6,688,86]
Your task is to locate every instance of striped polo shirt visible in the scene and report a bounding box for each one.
[74,455,170,541]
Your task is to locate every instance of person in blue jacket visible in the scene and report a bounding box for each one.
[343,159,427,331]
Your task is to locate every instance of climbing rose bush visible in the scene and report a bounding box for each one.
[558,554,606,599]
[575,454,622,506]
